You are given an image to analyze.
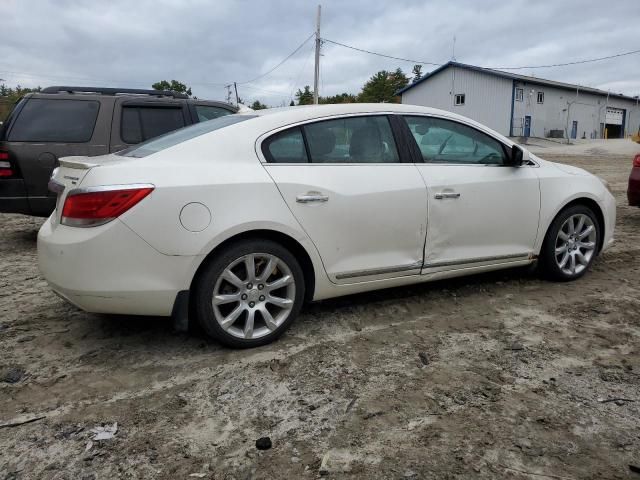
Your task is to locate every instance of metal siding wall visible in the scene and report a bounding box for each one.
[401,67,512,135]
[512,82,640,138]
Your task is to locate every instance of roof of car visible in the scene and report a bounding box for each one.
[245,103,479,128]
[251,103,444,116]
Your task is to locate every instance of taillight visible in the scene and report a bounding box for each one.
[61,185,154,227]
[633,154,640,168]
[0,152,13,177]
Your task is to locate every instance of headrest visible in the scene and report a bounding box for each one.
[350,124,383,160]
[306,127,336,156]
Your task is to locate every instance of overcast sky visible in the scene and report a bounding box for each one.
[2,0,639,106]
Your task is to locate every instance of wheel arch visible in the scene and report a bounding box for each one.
[542,196,606,253]
[189,229,317,303]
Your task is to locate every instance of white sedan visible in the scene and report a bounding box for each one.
[38,104,615,347]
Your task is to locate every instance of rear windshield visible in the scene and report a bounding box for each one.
[118,114,257,158]
[7,98,100,142]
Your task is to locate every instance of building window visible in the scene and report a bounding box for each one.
[454,94,465,106]
[537,92,544,104]
[515,88,524,102]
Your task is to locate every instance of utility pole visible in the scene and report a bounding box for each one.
[451,35,456,62]
[233,82,239,106]
[225,84,233,104]
[313,4,321,105]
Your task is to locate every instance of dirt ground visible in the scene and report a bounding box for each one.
[1,143,640,479]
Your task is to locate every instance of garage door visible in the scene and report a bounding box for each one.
[605,108,624,125]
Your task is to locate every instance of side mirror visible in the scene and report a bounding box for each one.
[507,144,524,167]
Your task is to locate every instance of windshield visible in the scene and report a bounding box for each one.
[118,114,257,158]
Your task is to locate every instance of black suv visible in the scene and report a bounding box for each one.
[0,86,238,216]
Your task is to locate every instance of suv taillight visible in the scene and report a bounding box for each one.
[0,152,13,177]
[61,185,154,227]
[633,154,640,168]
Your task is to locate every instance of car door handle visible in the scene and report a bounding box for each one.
[296,193,329,204]
[434,192,461,200]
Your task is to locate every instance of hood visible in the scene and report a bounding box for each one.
[551,162,591,176]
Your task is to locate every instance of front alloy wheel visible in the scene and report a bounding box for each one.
[554,213,597,276]
[541,205,600,281]
[195,240,305,348]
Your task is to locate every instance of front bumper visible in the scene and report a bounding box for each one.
[601,190,616,253]
[38,216,201,316]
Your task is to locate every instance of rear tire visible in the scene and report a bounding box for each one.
[194,239,305,348]
[539,205,600,281]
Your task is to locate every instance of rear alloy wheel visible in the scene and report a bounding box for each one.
[194,240,305,348]
[540,205,600,281]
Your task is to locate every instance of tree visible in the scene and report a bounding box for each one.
[250,100,268,110]
[0,84,41,121]
[295,86,314,105]
[320,92,357,104]
[289,100,295,107]
[412,65,423,82]
[357,68,408,103]
[151,80,192,97]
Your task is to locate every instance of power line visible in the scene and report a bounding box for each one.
[322,38,440,66]
[492,48,640,70]
[240,84,292,98]
[236,32,315,85]
[323,38,640,70]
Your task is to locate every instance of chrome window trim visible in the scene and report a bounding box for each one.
[255,111,539,168]
[255,112,399,165]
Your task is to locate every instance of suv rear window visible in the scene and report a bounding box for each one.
[119,114,257,158]
[121,106,186,144]
[8,98,100,142]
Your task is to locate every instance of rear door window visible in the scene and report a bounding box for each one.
[7,98,100,142]
[304,115,400,163]
[121,106,186,144]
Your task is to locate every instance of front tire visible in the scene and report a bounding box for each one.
[539,205,600,281]
[194,239,305,348]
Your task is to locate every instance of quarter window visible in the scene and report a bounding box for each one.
[121,106,186,144]
[8,98,99,142]
[403,116,507,165]
[264,128,308,163]
[537,92,544,104]
[515,88,524,102]
[454,94,465,106]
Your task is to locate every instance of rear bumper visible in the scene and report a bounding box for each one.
[0,179,55,216]
[0,178,30,214]
[628,168,640,207]
[38,217,201,316]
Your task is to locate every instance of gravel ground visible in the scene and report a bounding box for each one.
[1,146,639,479]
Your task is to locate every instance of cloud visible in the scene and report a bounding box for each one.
[1,0,638,106]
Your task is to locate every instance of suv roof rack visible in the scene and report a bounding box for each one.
[40,86,189,99]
